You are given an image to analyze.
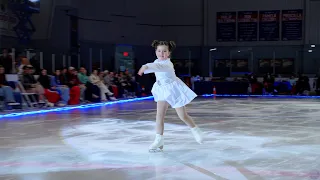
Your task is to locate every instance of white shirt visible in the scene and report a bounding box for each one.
[144,59,177,84]
[89,74,101,85]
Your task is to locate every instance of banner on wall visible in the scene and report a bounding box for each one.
[258,58,294,74]
[216,12,237,42]
[258,59,272,73]
[259,10,280,41]
[281,9,303,41]
[0,1,18,37]
[214,59,248,72]
[172,59,198,76]
[237,11,258,41]
[280,58,294,73]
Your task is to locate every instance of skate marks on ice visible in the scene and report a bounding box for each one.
[58,117,285,180]
[1,98,320,179]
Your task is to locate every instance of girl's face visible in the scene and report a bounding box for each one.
[156,45,170,60]
[42,69,47,75]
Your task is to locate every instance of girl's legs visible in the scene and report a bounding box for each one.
[149,101,168,151]
[156,101,169,135]
[175,106,196,128]
[175,106,203,144]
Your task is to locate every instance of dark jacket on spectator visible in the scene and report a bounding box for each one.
[38,75,51,89]
[0,74,8,86]
[0,56,13,74]
[21,74,37,90]
[66,73,80,87]
[59,73,68,85]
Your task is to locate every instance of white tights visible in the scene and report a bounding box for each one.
[155,101,196,135]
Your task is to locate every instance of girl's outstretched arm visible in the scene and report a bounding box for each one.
[143,61,174,74]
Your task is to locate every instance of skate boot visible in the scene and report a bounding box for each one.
[149,134,164,152]
[191,126,203,144]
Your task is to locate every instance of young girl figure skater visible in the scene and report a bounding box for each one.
[138,40,203,152]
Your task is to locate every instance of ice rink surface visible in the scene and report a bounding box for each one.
[0,97,320,180]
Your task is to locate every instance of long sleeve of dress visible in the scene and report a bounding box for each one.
[144,61,174,74]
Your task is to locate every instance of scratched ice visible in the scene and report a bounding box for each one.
[0,98,319,180]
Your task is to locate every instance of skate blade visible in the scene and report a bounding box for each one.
[149,148,163,153]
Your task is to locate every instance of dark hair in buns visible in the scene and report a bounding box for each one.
[151,40,176,52]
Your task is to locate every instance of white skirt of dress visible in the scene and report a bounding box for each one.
[151,77,197,108]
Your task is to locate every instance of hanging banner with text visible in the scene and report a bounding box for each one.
[214,59,248,73]
[281,9,303,41]
[237,11,258,41]
[259,10,280,41]
[172,59,198,76]
[216,12,236,42]
[258,58,294,74]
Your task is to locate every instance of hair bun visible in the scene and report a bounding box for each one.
[151,40,159,48]
[169,41,176,51]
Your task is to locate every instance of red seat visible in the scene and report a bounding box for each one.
[68,86,80,105]
[112,86,119,98]
[44,89,60,103]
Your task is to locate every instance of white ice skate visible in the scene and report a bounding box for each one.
[191,126,203,144]
[149,134,164,152]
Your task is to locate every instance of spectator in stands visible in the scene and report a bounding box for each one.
[51,69,70,106]
[296,75,310,95]
[20,65,46,104]
[125,69,137,97]
[89,69,116,101]
[38,69,64,106]
[119,72,134,98]
[0,48,13,74]
[59,67,68,85]
[99,71,104,81]
[65,67,81,105]
[263,73,275,94]
[0,66,20,105]
[71,67,85,102]
[78,67,100,102]
[104,71,115,87]
[18,57,30,75]
[288,75,296,86]
[104,71,120,98]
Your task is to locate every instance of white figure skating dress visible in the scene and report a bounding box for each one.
[144,58,197,108]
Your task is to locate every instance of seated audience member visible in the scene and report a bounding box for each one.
[288,75,296,86]
[61,67,80,105]
[104,71,120,97]
[18,57,30,75]
[51,69,70,106]
[119,72,134,98]
[124,69,137,97]
[89,69,116,101]
[296,76,310,95]
[67,67,85,102]
[20,65,47,104]
[0,48,13,74]
[104,71,115,87]
[247,73,262,94]
[263,73,275,94]
[78,67,100,102]
[0,66,20,105]
[37,69,64,106]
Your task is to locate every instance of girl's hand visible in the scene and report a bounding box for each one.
[137,65,147,76]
